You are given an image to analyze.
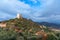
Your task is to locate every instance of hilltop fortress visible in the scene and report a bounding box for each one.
[16,13,22,19]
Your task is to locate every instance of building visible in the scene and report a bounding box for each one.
[16,13,22,19]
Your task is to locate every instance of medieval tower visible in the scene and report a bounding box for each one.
[16,12,22,19]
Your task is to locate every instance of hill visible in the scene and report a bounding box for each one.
[1,18,51,33]
[0,18,60,40]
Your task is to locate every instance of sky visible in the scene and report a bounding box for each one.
[0,0,60,24]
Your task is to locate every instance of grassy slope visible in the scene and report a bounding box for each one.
[0,18,60,40]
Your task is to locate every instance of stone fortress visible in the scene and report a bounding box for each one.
[16,13,22,19]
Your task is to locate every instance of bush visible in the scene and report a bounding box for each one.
[0,28,17,40]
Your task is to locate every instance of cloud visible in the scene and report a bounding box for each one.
[0,0,60,24]
[28,0,60,23]
[0,0,32,19]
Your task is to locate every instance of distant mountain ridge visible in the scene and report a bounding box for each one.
[36,22,60,29]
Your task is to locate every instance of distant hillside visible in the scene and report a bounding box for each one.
[36,22,60,29]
